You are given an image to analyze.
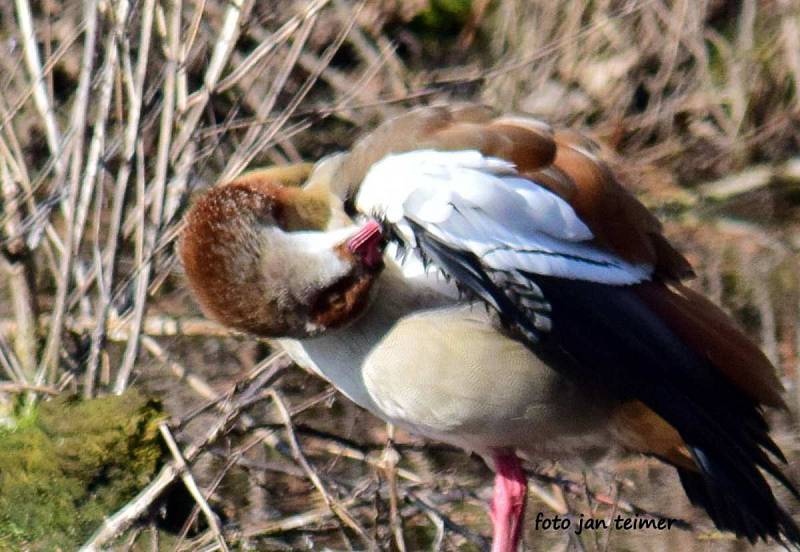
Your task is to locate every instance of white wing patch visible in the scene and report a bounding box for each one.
[356,150,515,222]
[357,149,652,285]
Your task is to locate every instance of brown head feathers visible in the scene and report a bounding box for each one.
[180,175,381,338]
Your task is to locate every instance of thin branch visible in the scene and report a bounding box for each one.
[214,0,330,94]
[0,158,38,382]
[113,0,179,393]
[240,496,368,539]
[14,0,64,175]
[268,389,377,549]
[159,423,230,552]
[0,314,231,340]
[0,382,59,395]
[169,0,253,161]
[381,428,407,552]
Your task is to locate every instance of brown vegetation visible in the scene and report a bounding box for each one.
[0,0,799,549]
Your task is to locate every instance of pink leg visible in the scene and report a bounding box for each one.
[490,449,528,552]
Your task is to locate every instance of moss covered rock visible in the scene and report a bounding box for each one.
[0,390,165,551]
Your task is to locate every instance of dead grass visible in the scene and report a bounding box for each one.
[0,0,799,550]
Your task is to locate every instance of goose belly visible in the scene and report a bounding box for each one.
[361,305,615,461]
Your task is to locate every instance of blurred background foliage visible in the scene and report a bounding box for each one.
[0,0,799,549]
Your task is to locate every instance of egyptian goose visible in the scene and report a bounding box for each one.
[180,105,800,551]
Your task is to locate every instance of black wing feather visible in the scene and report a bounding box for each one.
[404,218,800,546]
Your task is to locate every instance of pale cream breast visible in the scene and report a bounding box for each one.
[361,305,615,460]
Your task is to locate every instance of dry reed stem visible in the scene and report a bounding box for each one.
[113,0,181,393]
[37,131,80,384]
[159,423,230,552]
[14,0,64,175]
[408,490,490,550]
[219,7,319,182]
[0,332,26,382]
[0,314,230,340]
[215,0,330,94]
[170,0,252,159]
[380,428,408,552]
[0,381,59,395]
[80,462,184,552]
[269,387,377,549]
[240,495,366,538]
[114,138,148,392]
[0,163,37,382]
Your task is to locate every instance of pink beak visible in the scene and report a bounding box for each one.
[347,220,383,268]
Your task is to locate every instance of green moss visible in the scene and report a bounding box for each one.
[403,520,442,550]
[0,390,166,551]
[412,0,473,36]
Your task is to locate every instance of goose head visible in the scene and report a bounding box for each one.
[179,171,384,338]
